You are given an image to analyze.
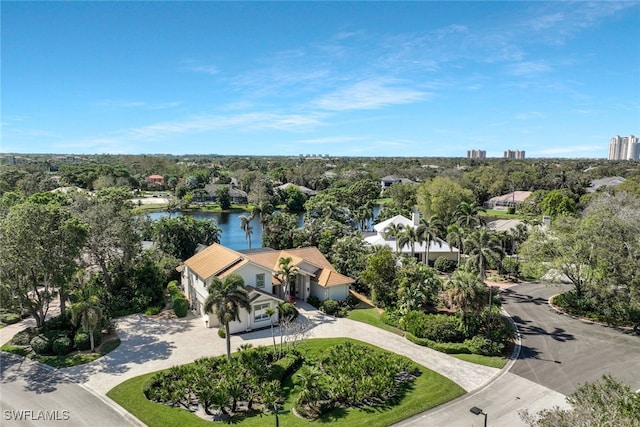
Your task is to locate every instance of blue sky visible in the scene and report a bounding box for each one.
[2,1,639,158]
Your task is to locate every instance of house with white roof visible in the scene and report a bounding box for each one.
[364,214,459,263]
[179,243,354,332]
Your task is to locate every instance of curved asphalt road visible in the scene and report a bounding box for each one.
[0,352,142,426]
[503,282,640,395]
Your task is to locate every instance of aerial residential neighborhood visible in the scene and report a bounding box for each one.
[2,1,639,427]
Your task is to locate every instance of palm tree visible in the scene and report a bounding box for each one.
[252,201,274,228]
[417,215,443,264]
[383,222,403,242]
[277,257,299,301]
[455,201,485,230]
[396,225,419,258]
[239,214,254,249]
[70,291,103,352]
[444,268,488,317]
[204,273,251,361]
[446,223,465,266]
[465,227,504,280]
[509,223,529,260]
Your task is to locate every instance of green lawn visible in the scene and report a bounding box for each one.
[347,308,404,336]
[451,353,508,369]
[107,338,465,427]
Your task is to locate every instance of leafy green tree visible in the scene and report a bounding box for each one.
[417,176,474,226]
[153,215,221,260]
[540,189,577,218]
[261,212,298,250]
[0,201,87,325]
[328,233,369,282]
[252,201,274,228]
[520,375,640,427]
[465,227,504,280]
[216,187,231,210]
[204,274,251,361]
[282,185,307,212]
[361,247,398,307]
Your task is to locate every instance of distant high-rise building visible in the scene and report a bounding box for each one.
[504,150,525,159]
[467,149,486,159]
[608,135,639,160]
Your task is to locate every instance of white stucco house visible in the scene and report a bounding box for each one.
[179,243,354,333]
[364,214,459,263]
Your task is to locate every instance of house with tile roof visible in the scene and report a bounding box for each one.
[179,243,354,332]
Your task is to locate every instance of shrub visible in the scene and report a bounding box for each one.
[52,336,72,355]
[144,305,162,316]
[0,313,21,324]
[320,299,339,316]
[306,295,321,308]
[30,334,53,355]
[74,332,90,351]
[12,328,36,346]
[401,310,429,337]
[217,327,226,338]
[278,302,298,321]
[405,332,471,354]
[167,280,181,298]
[381,309,402,328]
[464,336,504,356]
[419,314,465,343]
[44,313,75,333]
[172,297,189,318]
[434,257,458,273]
[268,353,302,381]
[507,206,516,215]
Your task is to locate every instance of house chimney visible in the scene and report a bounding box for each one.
[412,210,420,226]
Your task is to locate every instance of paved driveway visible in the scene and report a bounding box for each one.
[503,282,640,395]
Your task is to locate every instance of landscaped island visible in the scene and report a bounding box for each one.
[107,338,465,426]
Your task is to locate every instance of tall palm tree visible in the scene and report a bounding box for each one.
[277,257,299,301]
[383,222,403,242]
[204,273,251,360]
[417,215,443,264]
[396,225,419,258]
[444,268,488,317]
[239,214,254,249]
[70,290,103,352]
[455,201,485,230]
[446,223,465,266]
[465,227,504,280]
[509,223,529,260]
[252,201,274,228]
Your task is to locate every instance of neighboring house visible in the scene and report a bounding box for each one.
[380,175,416,192]
[486,219,523,233]
[364,214,459,263]
[586,176,626,193]
[277,182,318,197]
[179,243,354,332]
[146,174,164,186]
[483,191,532,210]
[204,183,249,204]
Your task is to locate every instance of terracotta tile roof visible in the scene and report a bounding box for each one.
[182,243,245,280]
[183,244,354,288]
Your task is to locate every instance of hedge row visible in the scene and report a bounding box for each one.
[168,280,188,318]
[406,333,504,356]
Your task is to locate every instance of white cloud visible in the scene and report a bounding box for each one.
[313,78,428,111]
[509,61,551,76]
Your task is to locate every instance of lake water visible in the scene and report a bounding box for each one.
[146,206,380,250]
